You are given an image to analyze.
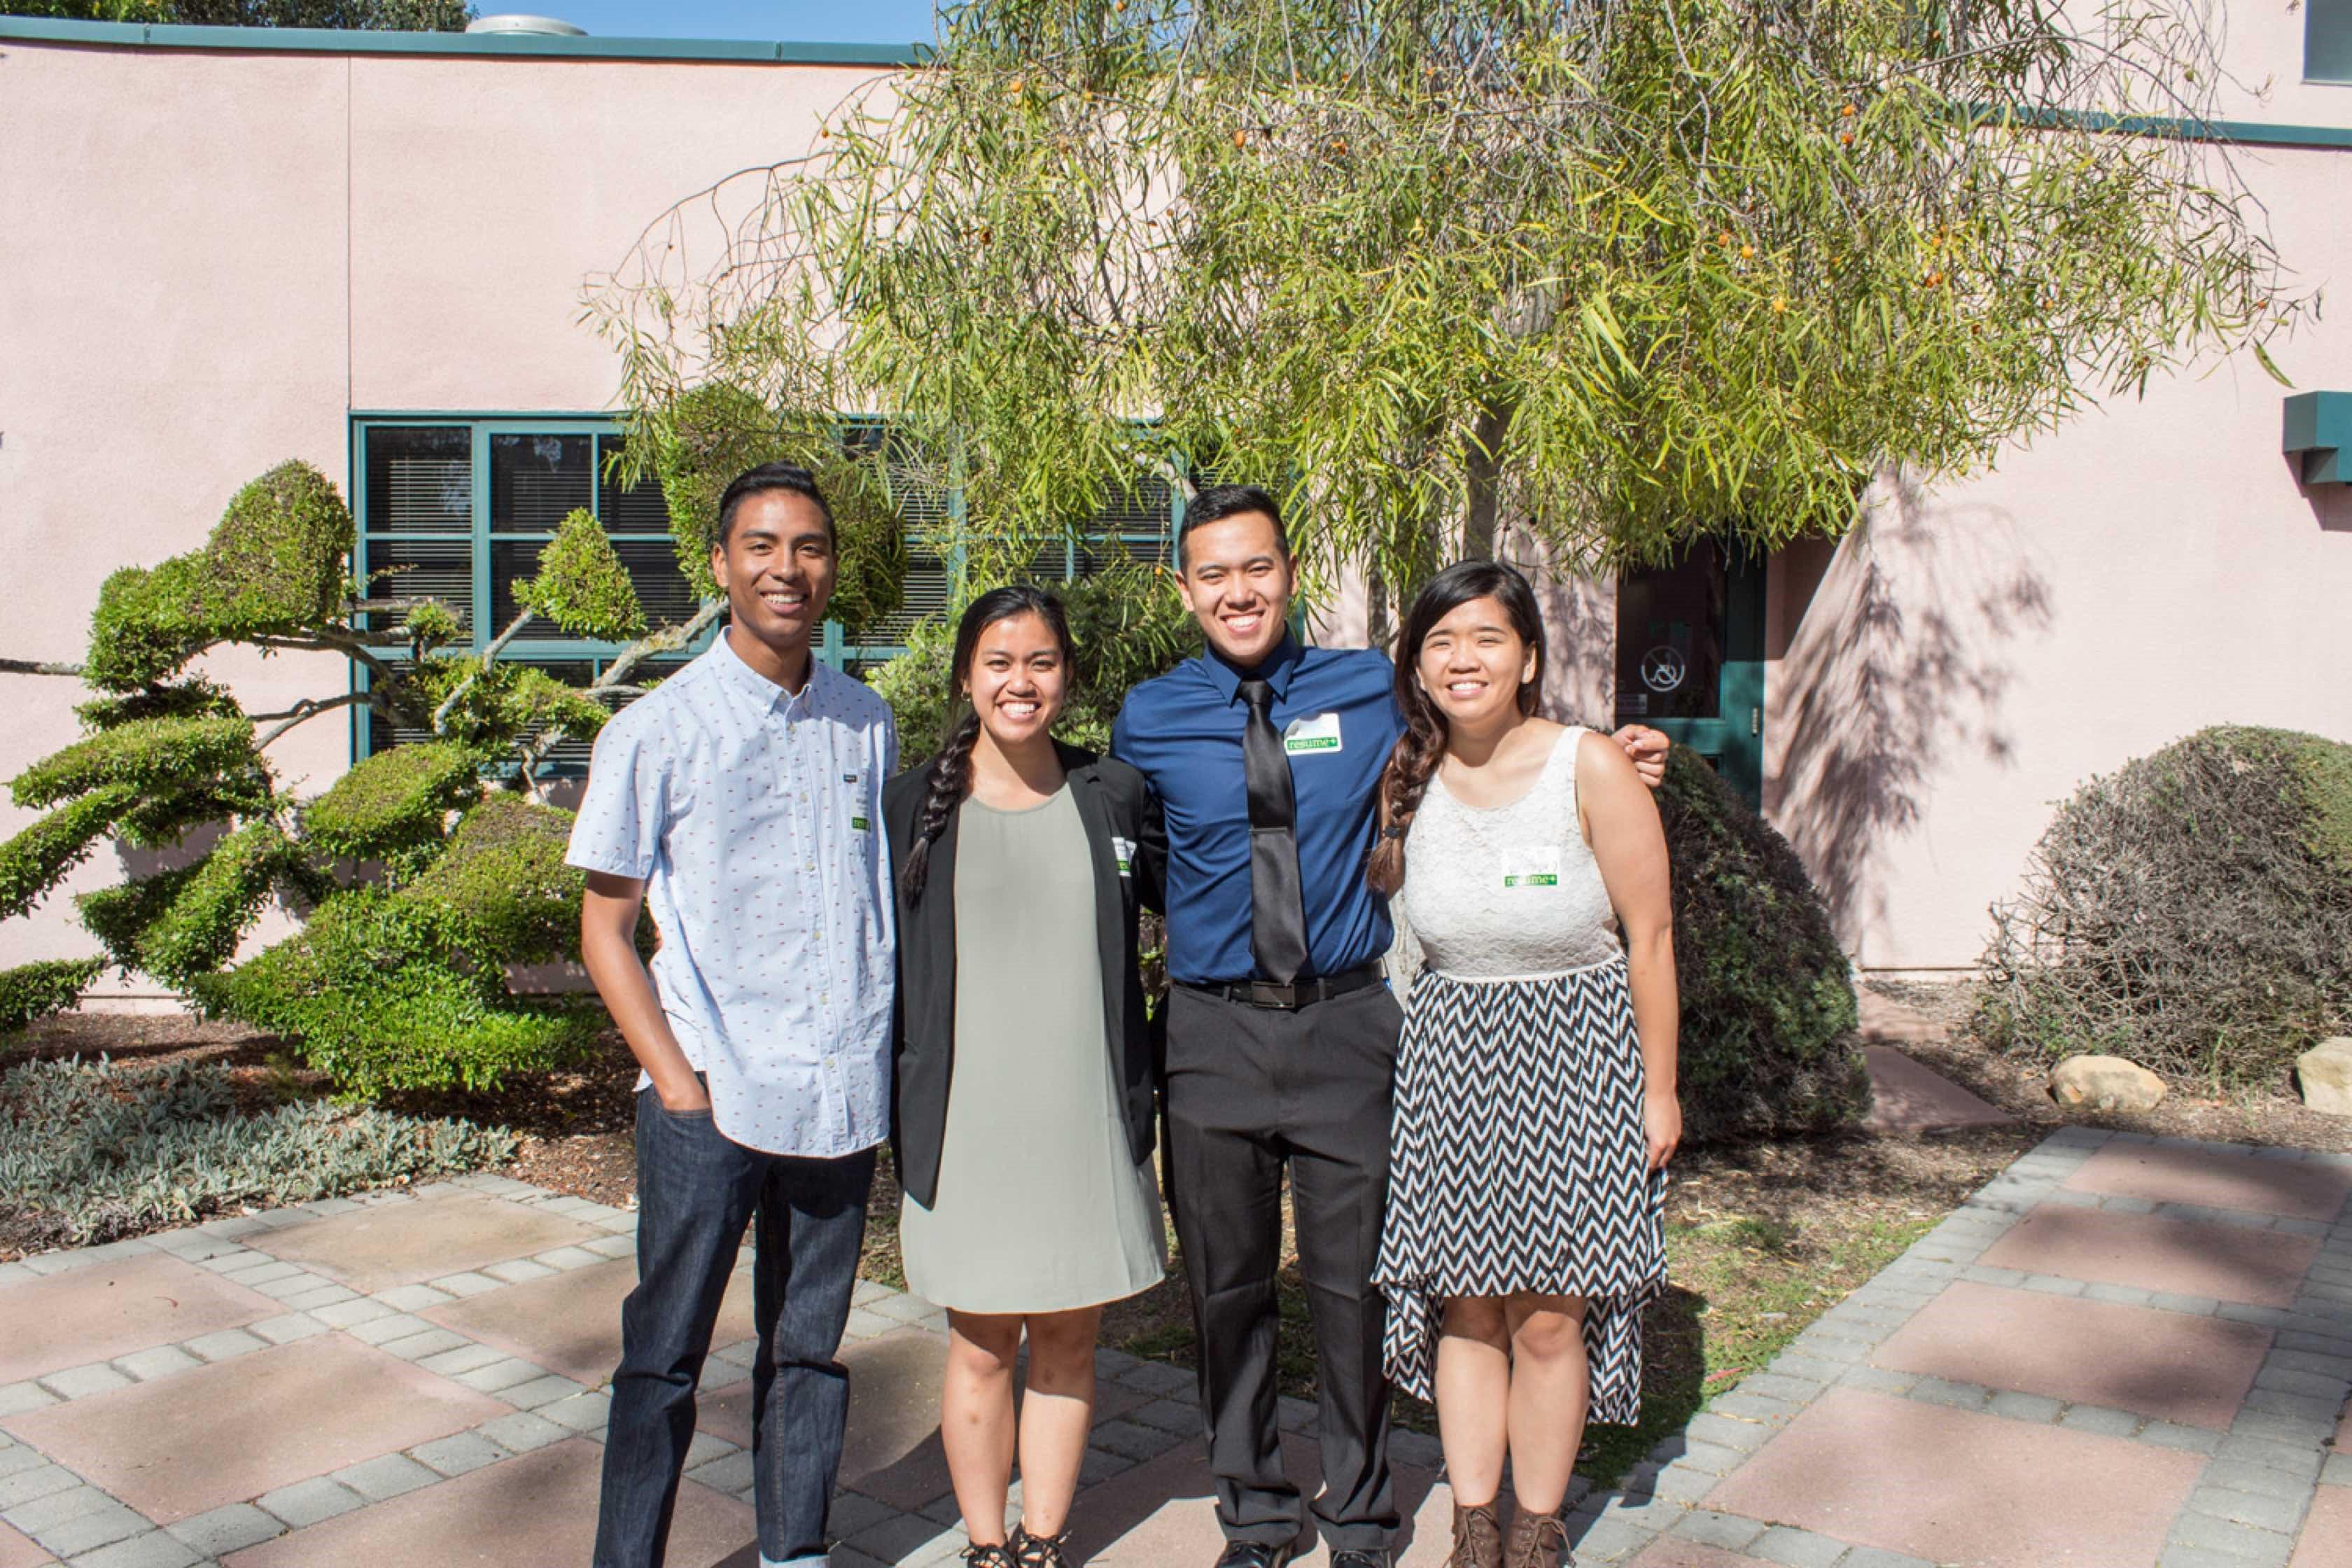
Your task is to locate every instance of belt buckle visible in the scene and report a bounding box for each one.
[1247,980,1301,1009]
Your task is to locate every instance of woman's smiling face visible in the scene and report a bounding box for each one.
[1416,593,1538,728]
[965,610,1069,749]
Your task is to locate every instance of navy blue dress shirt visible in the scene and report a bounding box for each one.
[1112,635,1404,985]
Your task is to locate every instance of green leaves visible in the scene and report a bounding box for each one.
[0,785,143,921]
[12,717,260,812]
[84,462,354,691]
[302,742,482,865]
[195,888,602,1096]
[596,0,2306,600]
[0,958,104,1035]
[513,510,646,643]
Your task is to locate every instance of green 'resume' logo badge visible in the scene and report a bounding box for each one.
[1283,711,1344,755]
[1502,846,1562,889]
[850,816,869,831]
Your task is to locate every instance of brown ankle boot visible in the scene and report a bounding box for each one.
[1504,1508,1572,1568]
[1447,1499,1503,1568]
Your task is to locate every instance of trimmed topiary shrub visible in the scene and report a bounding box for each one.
[0,1056,514,1251]
[0,958,104,1035]
[0,785,144,921]
[83,462,354,691]
[194,888,603,1096]
[1974,725,2352,1086]
[301,743,483,866]
[1656,744,1870,1144]
[513,509,648,641]
[10,717,261,811]
[400,794,584,966]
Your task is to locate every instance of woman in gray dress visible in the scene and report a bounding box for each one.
[882,586,1168,1568]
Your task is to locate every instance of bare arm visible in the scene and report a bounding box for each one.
[1612,723,1670,790]
[581,870,707,1114]
[1578,731,1680,1169]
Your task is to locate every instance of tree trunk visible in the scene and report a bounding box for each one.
[1460,398,1515,561]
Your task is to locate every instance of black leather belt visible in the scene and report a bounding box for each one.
[1180,960,1386,1011]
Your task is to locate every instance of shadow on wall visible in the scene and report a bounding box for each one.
[2285,451,2352,533]
[1771,472,2053,957]
[1504,524,1615,726]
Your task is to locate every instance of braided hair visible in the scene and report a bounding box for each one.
[1366,559,1548,895]
[897,584,1076,902]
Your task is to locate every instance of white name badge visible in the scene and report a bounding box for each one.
[1112,836,1137,876]
[1502,846,1562,889]
[1283,711,1344,755]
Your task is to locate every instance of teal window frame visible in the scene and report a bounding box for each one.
[2309,0,2352,85]
[346,414,1187,766]
[348,412,723,768]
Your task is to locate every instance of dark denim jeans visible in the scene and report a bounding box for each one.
[593,1088,876,1568]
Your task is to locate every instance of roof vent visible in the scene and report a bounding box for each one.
[465,14,588,35]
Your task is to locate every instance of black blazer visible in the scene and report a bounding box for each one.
[882,741,1165,1210]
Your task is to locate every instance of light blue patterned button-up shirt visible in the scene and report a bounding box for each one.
[566,634,897,1158]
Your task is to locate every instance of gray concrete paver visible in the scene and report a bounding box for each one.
[64,1530,202,1568]
[253,1476,363,1529]
[163,1502,281,1557]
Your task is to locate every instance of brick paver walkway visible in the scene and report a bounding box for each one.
[1,1127,2347,1567]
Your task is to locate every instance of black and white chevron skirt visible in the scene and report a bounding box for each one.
[1371,958,1667,1421]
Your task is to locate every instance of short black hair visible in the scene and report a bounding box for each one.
[1177,484,1288,570]
[715,462,835,548]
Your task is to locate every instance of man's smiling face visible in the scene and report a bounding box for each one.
[710,489,836,652]
[1177,509,1296,668]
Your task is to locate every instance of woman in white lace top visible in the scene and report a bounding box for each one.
[1367,560,1679,1568]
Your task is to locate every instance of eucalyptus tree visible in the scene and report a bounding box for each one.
[596,0,2303,630]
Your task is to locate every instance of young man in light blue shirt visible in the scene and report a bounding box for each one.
[568,463,896,1568]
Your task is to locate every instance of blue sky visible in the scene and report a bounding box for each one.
[515,1,939,46]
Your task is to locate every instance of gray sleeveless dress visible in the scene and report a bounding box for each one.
[899,786,1166,1314]
[1369,726,1666,1420]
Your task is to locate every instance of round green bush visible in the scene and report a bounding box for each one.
[1655,744,1869,1144]
[1974,725,2352,1085]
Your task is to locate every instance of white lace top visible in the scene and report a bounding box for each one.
[1399,725,1622,981]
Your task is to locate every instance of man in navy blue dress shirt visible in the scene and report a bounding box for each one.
[1113,485,1663,1568]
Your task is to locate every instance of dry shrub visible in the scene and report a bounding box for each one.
[1973,726,2352,1085]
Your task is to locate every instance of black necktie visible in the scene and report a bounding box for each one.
[1238,678,1308,984]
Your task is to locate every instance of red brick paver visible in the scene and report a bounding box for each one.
[2064,1144,2352,1222]
[6,1334,507,1522]
[2291,1485,2352,1568]
[0,1253,279,1385]
[223,1438,751,1567]
[1702,1387,2204,1567]
[421,1255,753,1385]
[1978,1205,2320,1306]
[258,1193,603,1294]
[0,1522,51,1568]
[1864,1046,2017,1135]
[1870,1280,2273,1427]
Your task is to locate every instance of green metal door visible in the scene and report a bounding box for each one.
[1611,542,1766,808]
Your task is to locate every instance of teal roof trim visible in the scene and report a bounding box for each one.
[0,15,923,65]
[2283,392,2352,486]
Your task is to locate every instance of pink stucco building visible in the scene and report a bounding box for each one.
[1,12,2348,999]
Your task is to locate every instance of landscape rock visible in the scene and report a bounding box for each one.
[2296,1037,2352,1117]
[2049,1054,2168,1113]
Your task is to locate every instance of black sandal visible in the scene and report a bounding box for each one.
[962,1544,1019,1567]
[1010,1521,1076,1567]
